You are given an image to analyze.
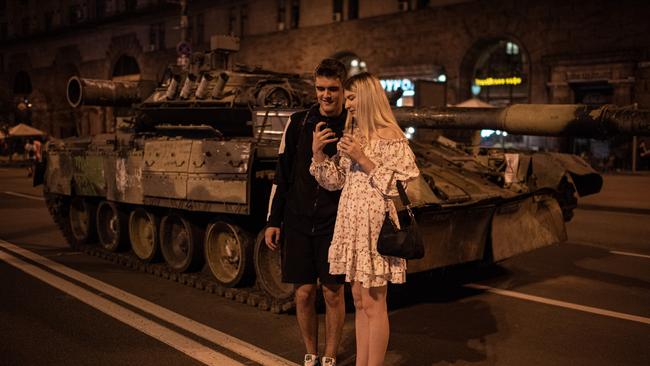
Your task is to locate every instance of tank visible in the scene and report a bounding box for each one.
[38,39,650,312]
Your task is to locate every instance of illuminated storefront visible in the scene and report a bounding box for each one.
[471,40,529,107]
[377,64,446,107]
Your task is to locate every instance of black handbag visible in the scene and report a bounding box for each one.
[377,181,425,260]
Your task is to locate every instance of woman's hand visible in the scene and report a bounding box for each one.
[340,133,376,174]
[339,133,365,162]
[312,121,338,162]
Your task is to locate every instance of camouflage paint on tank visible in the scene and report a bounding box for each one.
[71,154,106,196]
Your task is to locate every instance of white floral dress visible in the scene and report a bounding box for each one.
[309,135,420,288]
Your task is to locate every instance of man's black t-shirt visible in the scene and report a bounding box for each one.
[268,104,347,235]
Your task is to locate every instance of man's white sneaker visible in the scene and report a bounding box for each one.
[321,356,336,366]
[304,353,320,366]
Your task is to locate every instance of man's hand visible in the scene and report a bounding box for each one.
[264,226,281,250]
[312,121,338,162]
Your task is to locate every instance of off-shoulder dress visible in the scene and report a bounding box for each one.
[309,135,419,288]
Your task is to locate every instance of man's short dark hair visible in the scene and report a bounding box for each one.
[314,58,347,83]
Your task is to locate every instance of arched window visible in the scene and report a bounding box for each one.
[471,39,529,107]
[13,71,32,95]
[332,51,367,77]
[112,54,140,80]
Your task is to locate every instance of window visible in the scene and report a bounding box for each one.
[44,11,53,31]
[417,0,430,9]
[0,22,7,41]
[96,0,107,18]
[125,0,137,12]
[149,22,165,51]
[69,4,84,24]
[472,39,528,106]
[228,7,236,35]
[290,0,299,28]
[277,0,286,30]
[348,0,358,20]
[506,42,519,55]
[240,5,247,36]
[188,13,204,44]
[333,0,343,21]
[13,71,33,95]
[195,13,204,44]
[21,17,29,36]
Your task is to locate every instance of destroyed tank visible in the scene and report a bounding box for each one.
[39,43,650,311]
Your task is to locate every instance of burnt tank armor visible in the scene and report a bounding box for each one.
[41,37,650,311]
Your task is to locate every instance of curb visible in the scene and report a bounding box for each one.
[577,204,650,215]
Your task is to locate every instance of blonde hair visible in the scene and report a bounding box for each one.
[344,72,404,141]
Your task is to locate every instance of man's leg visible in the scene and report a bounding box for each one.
[322,283,345,359]
[295,284,319,355]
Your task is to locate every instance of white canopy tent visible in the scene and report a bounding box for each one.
[8,123,46,137]
[454,97,495,108]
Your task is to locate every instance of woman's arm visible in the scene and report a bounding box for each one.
[310,121,347,191]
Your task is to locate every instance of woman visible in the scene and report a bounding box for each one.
[310,72,419,366]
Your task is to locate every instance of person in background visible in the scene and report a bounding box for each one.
[265,59,348,366]
[24,140,35,177]
[310,72,419,366]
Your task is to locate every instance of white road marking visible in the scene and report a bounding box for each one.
[3,191,45,201]
[0,240,298,366]
[0,249,243,366]
[465,283,650,325]
[610,250,650,259]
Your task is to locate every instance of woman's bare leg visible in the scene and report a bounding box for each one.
[351,281,369,366]
[363,285,389,366]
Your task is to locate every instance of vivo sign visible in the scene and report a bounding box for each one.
[380,79,414,92]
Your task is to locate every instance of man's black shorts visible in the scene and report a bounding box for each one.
[281,225,345,285]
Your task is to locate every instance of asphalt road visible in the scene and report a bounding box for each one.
[0,167,648,366]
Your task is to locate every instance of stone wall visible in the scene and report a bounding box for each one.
[0,0,649,137]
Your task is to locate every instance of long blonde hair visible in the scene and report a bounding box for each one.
[344,72,404,141]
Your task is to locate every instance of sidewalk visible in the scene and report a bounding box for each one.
[577,173,650,214]
[0,155,30,167]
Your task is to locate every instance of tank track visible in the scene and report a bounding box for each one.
[44,193,295,314]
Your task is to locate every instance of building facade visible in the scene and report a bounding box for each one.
[1,0,649,159]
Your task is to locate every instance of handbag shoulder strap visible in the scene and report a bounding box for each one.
[396,180,415,219]
[396,181,410,207]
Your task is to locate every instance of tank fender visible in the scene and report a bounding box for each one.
[530,152,603,197]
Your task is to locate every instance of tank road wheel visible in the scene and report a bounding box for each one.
[96,201,128,252]
[159,213,204,272]
[254,229,294,301]
[68,196,97,247]
[129,208,160,262]
[204,221,254,287]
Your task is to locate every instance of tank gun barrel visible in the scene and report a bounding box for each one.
[67,77,154,107]
[393,104,650,137]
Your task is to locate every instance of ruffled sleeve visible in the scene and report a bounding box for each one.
[368,138,419,197]
[309,154,349,191]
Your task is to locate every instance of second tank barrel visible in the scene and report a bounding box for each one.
[393,104,650,137]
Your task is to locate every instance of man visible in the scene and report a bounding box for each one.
[265,58,347,366]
